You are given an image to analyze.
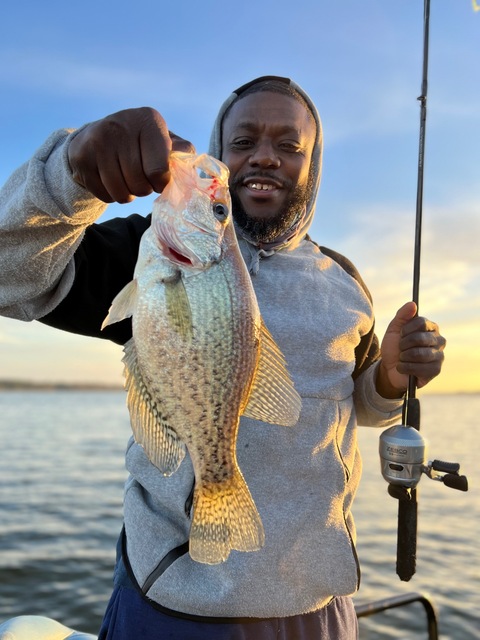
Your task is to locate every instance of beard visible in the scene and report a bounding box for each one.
[229,171,314,245]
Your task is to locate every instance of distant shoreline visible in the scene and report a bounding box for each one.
[0,380,123,391]
[0,380,477,396]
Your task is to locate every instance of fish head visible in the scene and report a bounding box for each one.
[151,152,232,272]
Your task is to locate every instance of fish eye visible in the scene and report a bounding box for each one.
[213,202,229,222]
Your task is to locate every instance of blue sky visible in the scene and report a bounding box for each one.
[1,0,479,392]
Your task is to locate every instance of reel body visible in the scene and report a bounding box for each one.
[379,424,468,492]
[379,424,425,488]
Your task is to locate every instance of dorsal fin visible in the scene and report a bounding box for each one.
[242,320,301,426]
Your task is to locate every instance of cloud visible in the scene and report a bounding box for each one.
[323,194,480,393]
[0,49,213,111]
[330,196,480,336]
[0,316,123,384]
[323,78,419,146]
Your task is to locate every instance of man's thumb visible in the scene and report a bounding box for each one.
[386,301,417,334]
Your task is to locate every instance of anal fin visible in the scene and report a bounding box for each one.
[123,338,185,475]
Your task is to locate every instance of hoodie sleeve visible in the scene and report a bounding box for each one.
[0,128,107,321]
[39,212,151,345]
[353,360,404,427]
[318,243,404,427]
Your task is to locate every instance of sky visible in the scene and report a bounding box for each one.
[0,0,478,394]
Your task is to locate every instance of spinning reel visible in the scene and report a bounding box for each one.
[379,422,468,495]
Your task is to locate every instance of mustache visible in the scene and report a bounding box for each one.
[229,171,292,190]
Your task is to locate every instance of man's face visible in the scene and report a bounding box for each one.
[221,91,316,244]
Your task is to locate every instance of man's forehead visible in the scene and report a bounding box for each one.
[223,92,315,136]
[229,120,304,136]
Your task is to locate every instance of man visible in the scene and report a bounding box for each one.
[0,76,445,639]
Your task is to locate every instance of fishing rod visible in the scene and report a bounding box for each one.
[378,0,468,582]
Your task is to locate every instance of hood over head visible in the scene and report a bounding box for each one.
[208,76,323,269]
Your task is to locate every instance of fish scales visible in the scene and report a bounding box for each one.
[102,151,301,564]
[136,253,257,480]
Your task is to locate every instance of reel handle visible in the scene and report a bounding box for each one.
[443,474,468,492]
[431,460,460,474]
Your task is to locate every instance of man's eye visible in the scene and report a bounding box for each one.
[231,139,253,148]
[280,142,301,152]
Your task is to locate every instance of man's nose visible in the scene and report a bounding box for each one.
[248,142,280,169]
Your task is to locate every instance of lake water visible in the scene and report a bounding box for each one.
[0,391,477,639]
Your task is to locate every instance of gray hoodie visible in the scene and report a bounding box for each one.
[0,76,403,618]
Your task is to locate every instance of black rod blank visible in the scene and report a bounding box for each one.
[396,0,431,583]
[407,0,430,404]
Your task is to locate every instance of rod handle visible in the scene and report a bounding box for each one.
[396,492,418,581]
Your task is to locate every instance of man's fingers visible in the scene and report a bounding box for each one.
[399,328,446,353]
[169,132,196,154]
[68,107,187,202]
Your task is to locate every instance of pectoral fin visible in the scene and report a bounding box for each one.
[101,280,138,330]
[165,275,193,342]
[123,338,186,475]
[242,320,301,427]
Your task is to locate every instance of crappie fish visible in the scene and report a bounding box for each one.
[102,151,301,564]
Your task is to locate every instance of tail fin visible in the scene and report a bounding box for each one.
[189,471,265,564]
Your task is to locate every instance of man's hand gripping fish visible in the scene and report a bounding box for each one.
[102,151,301,564]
